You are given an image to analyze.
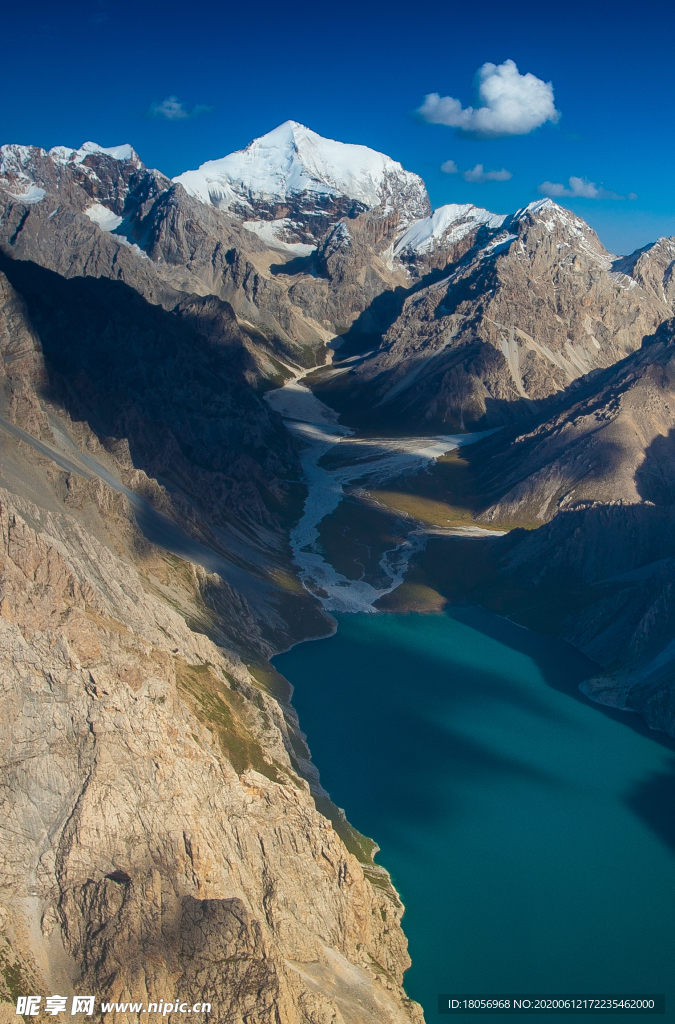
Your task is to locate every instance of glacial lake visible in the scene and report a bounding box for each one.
[273,607,675,1021]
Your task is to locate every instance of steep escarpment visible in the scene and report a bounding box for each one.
[0,489,420,1024]
[0,254,421,1021]
[0,258,326,656]
[473,317,675,525]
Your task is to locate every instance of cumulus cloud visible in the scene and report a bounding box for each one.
[463,164,512,183]
[538,176,637,200]
[146,96,213,121]
[440,159,459,174]
[418,59,560,139]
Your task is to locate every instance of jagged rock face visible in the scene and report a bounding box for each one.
[0,141,147,216]
[318,200,674,429]
[612,236,675,309]
[0,247,421,1021]
[0,135,413,368]
[0,173,178,308]
[0,258,294,532]
[294,212,410,337]
[393,203,506,278]
[5,133,673,415]
[0,489,421,1023]
[0,263,331,659]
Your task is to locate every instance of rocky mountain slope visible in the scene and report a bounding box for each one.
[0,480,420,1023]
[473,317,675,524]
[480,316,675,735]
[315,200,675,429]
[0,191,421,1019]
[0,126,430,372]
[397,316,675,739]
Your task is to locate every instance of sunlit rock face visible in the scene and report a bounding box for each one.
[0,256,421,1021]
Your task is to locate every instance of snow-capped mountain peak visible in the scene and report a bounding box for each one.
[0,141,141,186]
[173,121,430,230]
[395,203,506,258]
[49,141,141,166]
[0,140,145,221]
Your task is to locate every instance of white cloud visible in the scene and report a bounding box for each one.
[146,96,213,121]
[440,159,512,182]
[538,176,637,200]
[418,59,560,139]
[463,164,512,183]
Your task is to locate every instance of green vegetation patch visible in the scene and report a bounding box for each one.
[313,794,379,865]
[376,581,447,614]
[247,662,292,703]
[0,938,43,1010]
[368,488,478,530]
[176,661,287,785]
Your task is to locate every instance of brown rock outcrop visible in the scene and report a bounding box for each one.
[450,320,675,737]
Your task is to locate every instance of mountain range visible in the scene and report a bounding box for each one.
[1,120,675,1021]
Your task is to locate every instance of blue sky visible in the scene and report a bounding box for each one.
[3,0,673,255]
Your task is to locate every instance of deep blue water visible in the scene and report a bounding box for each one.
[273,607,675,1021]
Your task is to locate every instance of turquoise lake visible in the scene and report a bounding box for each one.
[273,607,675,1021]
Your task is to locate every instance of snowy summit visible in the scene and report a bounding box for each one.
[173,120,430,227]
[395,203,506,257]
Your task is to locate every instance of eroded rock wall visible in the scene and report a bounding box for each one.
[0,489,421,1023]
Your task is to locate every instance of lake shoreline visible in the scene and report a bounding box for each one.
[273,608,675,1022]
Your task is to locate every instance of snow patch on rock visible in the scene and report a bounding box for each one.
[2,184,46,204]
[243,218,316,256]
[85,203,124,231]
[49,142,140,166]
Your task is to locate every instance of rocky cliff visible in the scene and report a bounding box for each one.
[0,241,422,1021]
[0,484,420,1024]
